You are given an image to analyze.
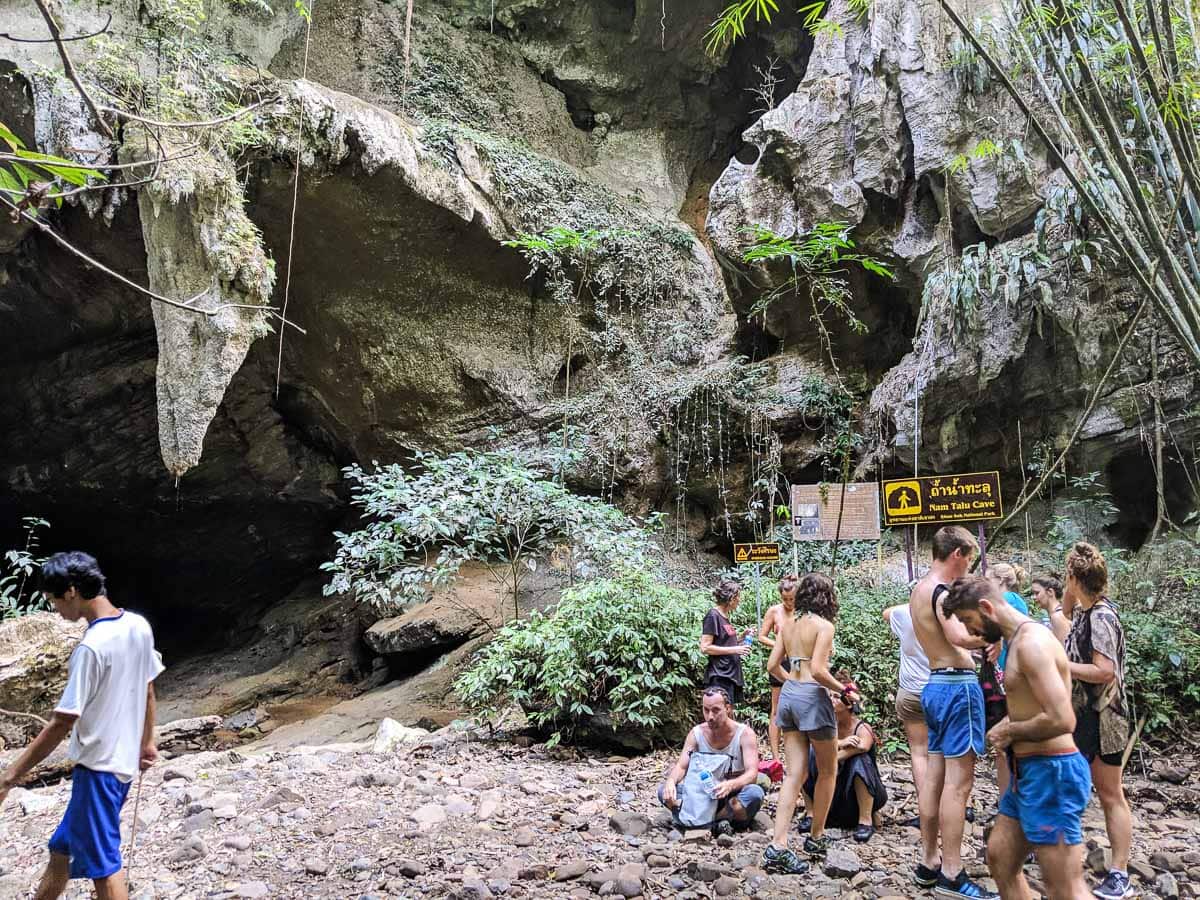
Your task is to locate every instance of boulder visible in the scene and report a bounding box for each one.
[371,718,430,754]
[363,579,501,657]
[0,613,84,747]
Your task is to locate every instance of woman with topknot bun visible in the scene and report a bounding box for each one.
[1062,542,1133,900]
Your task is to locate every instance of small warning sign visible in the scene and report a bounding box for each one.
[734,542,781,564]
[881,472,1003,526]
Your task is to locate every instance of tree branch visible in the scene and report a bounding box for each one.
[936,0,1200,364]
[30,0,113,139]
[0,10,110,42]
[98,96,278,131]
[0,194,306,333]
[971,294,1151,561]
[0,147,199,171]
[0,706,48,726]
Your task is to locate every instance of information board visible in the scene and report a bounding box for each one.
[881,471,1003,526]
[790,483,881,541]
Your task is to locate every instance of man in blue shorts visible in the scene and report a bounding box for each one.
[0,552,164,900]
[909,527,996,899]
[943,576,1092,900]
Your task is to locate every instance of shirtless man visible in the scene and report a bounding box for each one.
[908,526,995,900]
[943,576,1092,900]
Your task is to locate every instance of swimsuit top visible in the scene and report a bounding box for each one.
[788,614,820,669]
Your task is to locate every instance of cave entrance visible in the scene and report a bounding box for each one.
[1107,446,1198,549]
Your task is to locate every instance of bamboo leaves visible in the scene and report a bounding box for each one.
[937,0,1200,365]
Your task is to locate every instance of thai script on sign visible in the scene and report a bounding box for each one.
[881,471,1003,526]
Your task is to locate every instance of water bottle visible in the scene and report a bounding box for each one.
[697,768,718,798]
[743,631,755,646]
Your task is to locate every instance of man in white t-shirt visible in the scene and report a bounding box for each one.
[0,552,164,900]
[884,601,931,826]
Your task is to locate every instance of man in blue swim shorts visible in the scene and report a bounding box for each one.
[943,576,1092,900]
[0,552,164,900]
[910,527,996,900]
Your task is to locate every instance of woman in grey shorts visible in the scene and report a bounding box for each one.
[762,573,860,874]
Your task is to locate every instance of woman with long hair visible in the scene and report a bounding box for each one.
[1062,543,1134,900]
[761,573,859,875]
[700,579,753,703]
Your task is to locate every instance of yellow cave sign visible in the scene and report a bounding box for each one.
[881,472,1003,526]
[733,542,781,564]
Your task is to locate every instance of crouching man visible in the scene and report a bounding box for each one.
[658,686,765,837]
[0,552,165,900]
[942,576,1092,900]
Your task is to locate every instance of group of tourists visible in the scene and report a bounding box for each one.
[0,533,1137,900]
[660,525,1136,900]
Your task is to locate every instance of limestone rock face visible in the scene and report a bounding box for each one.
[708,0,1053,269]
[2,0,1198,649]
[865,229,1199,489]
[138,176,275,477]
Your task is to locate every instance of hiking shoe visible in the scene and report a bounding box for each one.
[712,819,734,839]
[762,845,810,875]
[803,835,829,856]
[853,824,875,843]
[914,863,942,888]
[797,815,813,833]
[933,869,998,899]
[1093,871,1134,899]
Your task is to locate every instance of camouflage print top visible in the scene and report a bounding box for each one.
[1065,598,1131,758]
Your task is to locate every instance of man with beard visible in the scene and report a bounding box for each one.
[942,576,1092,900]
[908,526,994,899]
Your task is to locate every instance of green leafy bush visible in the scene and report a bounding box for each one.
[1121,607,1200,735]
[455,565,910,749]
[1,517,51,620]
[456,570,709,746]
[322,447,661,617]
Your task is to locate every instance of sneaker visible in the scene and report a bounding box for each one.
[1094,871,1134,899]
[762,845,811,875]
[712,819,734,839]
[914,863,942,888]
[853,824,875,843]
[803,835,829,856]
[797,815,813,833]
[933,869,998,899]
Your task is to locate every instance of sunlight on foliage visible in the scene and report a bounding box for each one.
[0,122,106,212]
[321,447,662,618]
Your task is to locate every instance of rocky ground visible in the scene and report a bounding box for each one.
[1,722,1196,900]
